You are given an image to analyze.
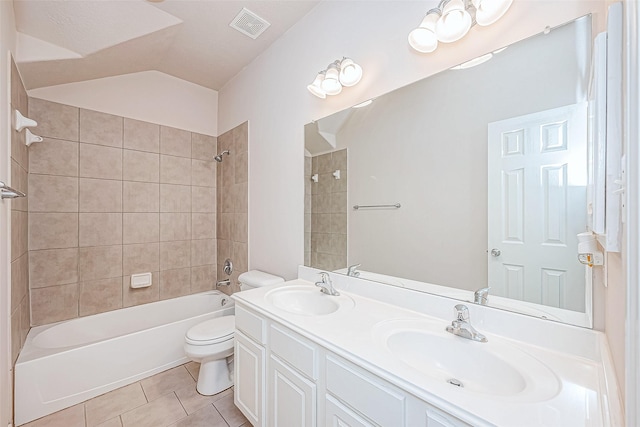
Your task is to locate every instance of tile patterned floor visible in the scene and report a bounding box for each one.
[22,362,249,427]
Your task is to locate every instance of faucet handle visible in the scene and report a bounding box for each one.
[347,263,361,277]
[474,287,490,305]
[453,304,469,321]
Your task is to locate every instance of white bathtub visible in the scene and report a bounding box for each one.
[14,291,234,426]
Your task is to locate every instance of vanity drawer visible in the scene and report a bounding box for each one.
[269,324,318,380]
[326,355,405,427]
[235,305,266,344]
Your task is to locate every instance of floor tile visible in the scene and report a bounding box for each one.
[85,383,147,426]
[22,403,85,427]
[184,361,200,381]
[95,416,123,427]
[213,394,249,427]
[141,366,196,401]
[121,393,187,427]
[169,404,227,427]
[175,383,232,415]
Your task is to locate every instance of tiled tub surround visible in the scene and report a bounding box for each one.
[15,291,233,425]
[27,98,220,325]
[232,266,623,426]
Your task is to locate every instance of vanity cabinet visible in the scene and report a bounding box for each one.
[234,303,469,427]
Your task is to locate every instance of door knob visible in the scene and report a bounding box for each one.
[490,248,501,257]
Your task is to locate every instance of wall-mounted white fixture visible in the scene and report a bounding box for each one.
[408,0,513,53]
[13,110,38,132]
[311,174,319,183]
[333,170,341,180]
[25,129,43,147]
[307,57,363,99]
[131,272,152,288]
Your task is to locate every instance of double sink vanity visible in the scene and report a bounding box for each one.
[231,266,622,427]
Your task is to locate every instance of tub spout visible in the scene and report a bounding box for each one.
[216,279,231,287]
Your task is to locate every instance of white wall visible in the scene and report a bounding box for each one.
[0,2,16,425]
[218,1,606,281]
[27,70,218,136]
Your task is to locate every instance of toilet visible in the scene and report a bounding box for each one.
[184,270,284,395]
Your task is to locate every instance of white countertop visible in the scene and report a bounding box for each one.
[232,268,622,427]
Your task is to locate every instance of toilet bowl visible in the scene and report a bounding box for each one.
[184,270,284,395]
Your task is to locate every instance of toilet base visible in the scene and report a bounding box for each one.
[196,356,233,396]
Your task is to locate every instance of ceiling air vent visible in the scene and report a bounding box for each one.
[229,8,271,40]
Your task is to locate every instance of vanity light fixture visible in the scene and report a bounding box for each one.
[307,57,363,99]
[408,0,513,53]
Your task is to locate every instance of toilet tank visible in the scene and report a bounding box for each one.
[238,270,284,291]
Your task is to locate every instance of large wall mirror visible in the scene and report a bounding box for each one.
[304,15,595,327]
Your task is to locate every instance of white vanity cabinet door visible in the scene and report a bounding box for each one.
[325,395,375,427]
[269,355,317,427]
[234,329,265,427]
[406,396,472,427]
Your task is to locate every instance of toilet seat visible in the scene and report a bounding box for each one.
[185,316,235,346]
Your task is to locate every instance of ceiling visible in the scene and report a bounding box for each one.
[13,0,319,90]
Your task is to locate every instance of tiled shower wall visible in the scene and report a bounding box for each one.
[216,123,248,294]
[305,149,348,271]
[10,59,30,364]
[26,98,223,326]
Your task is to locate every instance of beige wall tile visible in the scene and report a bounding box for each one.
[10,308,20,364]
[330,213,347,234]
[191,265,215,293]
[160,155,191,185]
[123,243,159,275]
[30,248,78,288]
[29,174,78,212]
[217,129,231,151]
[80,143,123,180]
[191,186,215,213]
[79,245,123,281]
[231,214,247,243]
[330,191,348,213]
[217,213,231,241]
[11,127,28,173]
[191,159,215,187]
[29,138,79,177]
[192,213,215,239]
[160,126,191,158]
[160,268,191,300]
[29,212,78,250]
[160,213,191,242]
[20,295,30,348]
[80,109,123,148]
[79,213,123,247]
[123,181,159,212]
[122,272,159,307]
[233,150,248,184]
[232,242,248,273]
[233,121,248,152]
[216,240,231,269]
[191,133,216,161]
[79,277,123,317]
[219,184,234,213]
[31,283,78,325]
[80,178,122,213]
[29,98,79,141]
[233,183,248,214]
[160,184,191,212]
[12,209,28,258]
[160,240,190,271]
[123,213,159,244]
[22,402,85,427]
[191,239,215,267]
[124,118,159,153]
[121,392,185,427]
[11,254,28,311]
[123,150,159,183]
[85,382,147,427]
[11,159,28,212]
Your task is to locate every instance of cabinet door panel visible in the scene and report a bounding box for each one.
[325,395,375,427]
[235,330,265,427]
[269,355,316,427]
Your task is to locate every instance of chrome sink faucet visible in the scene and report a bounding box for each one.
[445,304,487,343]
[474,287,490,305]
[315,272,340,296]
[347,263,361,277]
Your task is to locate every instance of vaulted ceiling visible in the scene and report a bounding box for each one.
[13,0,319,90]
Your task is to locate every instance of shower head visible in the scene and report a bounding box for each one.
[214,150,230,162]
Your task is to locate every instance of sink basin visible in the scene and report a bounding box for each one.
[372,319,560,401]
[265,285,354,316]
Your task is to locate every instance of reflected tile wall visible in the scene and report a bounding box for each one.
[308,149,347,271]
[216,122,248,295]
[27,98,218,325]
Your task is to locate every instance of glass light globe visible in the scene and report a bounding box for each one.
[436,0,472,43]
[339,58,363,87]
[408,11,439,53]
[472,0,513,26]
[321,64,342,95]
[307,72,326,98]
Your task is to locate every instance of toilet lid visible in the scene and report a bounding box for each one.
[186,315,235,345]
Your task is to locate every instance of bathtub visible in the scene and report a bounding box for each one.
[14,291,234,426]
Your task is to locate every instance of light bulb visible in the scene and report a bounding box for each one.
[339,58,362,87]
[307,72,326,98]
[472,0,513,26]
[408,10,439,53]
[436,0,472,43]
[322,63,342,95]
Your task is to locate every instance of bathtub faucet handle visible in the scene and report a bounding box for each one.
[216,279,231,288]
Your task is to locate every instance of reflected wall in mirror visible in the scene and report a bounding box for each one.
[304,16,594,327]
